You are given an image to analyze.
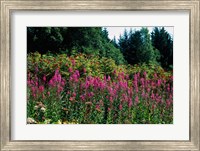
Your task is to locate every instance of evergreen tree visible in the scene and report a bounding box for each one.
[111,36,119,48]
[151,27,173,68]
[118,29,129,61]
[27,27,67,54]
[27,27,126,65]
[119,28,159,65]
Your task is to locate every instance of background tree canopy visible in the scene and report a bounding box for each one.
[27,27,173,69]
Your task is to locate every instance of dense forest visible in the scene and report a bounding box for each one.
[27,27,173,69]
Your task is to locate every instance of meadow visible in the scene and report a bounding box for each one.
[27,52,173,124]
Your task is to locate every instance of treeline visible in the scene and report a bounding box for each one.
[27,27,173,69]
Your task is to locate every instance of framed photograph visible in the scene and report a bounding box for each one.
[0,0,199,150]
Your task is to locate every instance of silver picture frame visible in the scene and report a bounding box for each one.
[0,0,199,150]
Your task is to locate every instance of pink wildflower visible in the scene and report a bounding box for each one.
[68,67,73,73]
[43,75,46,82]
[72,92,76,97]
[128,98,133,108]
[135,96,139,104]
[119,104,123,110]
[39,85,44,92]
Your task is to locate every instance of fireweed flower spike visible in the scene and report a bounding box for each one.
[135,96,139,105]
[27,53,173,124]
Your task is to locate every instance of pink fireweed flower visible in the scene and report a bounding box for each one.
[55,69,59,75]
[30,80,34,85]
[80,94,86,101]
[72,92,76,97]
[87,92,94,98]
[137,72,140,78]
[28,73,31,79]
[96,104,100,110]
[167,84,170,92]
[156,96,161,104]
[157,79,162,87]
[47,91,50,96]
[68,67,73,73]
[135,96,139,105]
[57,86,63,94]
[70,71,79,83]
[141,91,145,98]
[128,98,133,108]
[122,93,128,102]
[107,76,111,81]
[108,87,114,95]
[35,81,38,87]
[61,81,65,86]
[145,93,149,99]
[27,80,31,86]
[120,72,125,77]
[39,85,44,92]
[166,100,171,108]
[31,87,36,94]
[71,59,76,66]
[48,79,54,87]
[57,74,61,83]
[134,73,138,81]
[104,76,107,82]
[143,71,147,78]
[127,88,133,96]
[93,77,100,87]
[119,104,123,110]
[50,69,62,83]
[147,87,151,93]
[43,75,46,82]
[84,81,90,89]
[133,74,138,92]
[151,92,155,100]
[125,74,129,80]
[120,81,128,90]
[33,93,36,98]
[109,96,113,103]
[69,97,75,102]
[140,78,145,88]
[35,76,38,82]
[145,80,149,87]
[75,70,80,77]
[151,81,155,88]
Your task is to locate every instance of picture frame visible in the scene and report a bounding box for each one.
[0,0,199,150]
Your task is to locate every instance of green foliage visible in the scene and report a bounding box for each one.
[119,28,160,65]
[151,27,173,69]
[27,27,125,65]
[27,27,67,54]
[27,52,173,124]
